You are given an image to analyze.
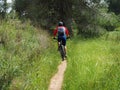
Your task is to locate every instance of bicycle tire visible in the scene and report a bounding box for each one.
[59,45,65,60]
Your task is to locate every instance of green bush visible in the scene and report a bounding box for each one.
[105,31,120,42]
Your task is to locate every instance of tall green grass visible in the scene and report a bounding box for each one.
[1,19,119,90]
[0,20,60,90]
[105,31,120,42]
[62,35,120,90]
[9,48,61,90]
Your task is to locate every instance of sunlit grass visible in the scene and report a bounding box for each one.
[63,37,120,90]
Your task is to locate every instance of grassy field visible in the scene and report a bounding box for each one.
[62,35,120,90]
[0,20,120,90]
[0,20,61,90]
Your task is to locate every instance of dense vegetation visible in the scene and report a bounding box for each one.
[0,20,61,90]
[1,0,120,36]
[0,0,120,90]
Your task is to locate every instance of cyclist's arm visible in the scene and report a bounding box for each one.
[65,27,69,37]
[53,27,58,38]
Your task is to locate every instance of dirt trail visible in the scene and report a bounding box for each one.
[48,60,67,90]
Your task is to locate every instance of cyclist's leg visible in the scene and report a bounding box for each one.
[57,36,61,50]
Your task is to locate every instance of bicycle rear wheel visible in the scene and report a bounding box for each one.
[59,45,65,61]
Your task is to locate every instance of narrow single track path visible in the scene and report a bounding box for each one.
[48,60,67,90]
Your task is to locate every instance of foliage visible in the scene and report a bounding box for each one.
[0,19,60,90]
[0,0,7,19]
[105,30,120,42]
[98,11,119,31]
[13,0,105,36]
[73,0,108,37]
[0,18,120,90]
[62,36,120,90]
[14,0,73,33]
[13,0,120,37]
[107,0,120,15]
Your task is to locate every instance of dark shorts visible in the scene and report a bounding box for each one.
[58,36,66,46]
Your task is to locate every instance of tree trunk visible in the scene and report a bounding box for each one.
[56,0,73,35]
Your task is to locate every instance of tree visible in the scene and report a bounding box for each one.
[14,0,112,37]
[107,0,120,15]
[0,0,7,19]
[14,0,73,33]
[14,0,30,18]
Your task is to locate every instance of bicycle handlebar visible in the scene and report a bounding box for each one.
[53,36,70,40]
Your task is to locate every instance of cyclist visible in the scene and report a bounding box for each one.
[53,21,69,58]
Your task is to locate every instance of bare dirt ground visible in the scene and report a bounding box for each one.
[48,60,67,90]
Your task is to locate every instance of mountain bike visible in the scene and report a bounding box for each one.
[53,37,69,61]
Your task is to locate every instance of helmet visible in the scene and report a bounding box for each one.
[58,21,63,26]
